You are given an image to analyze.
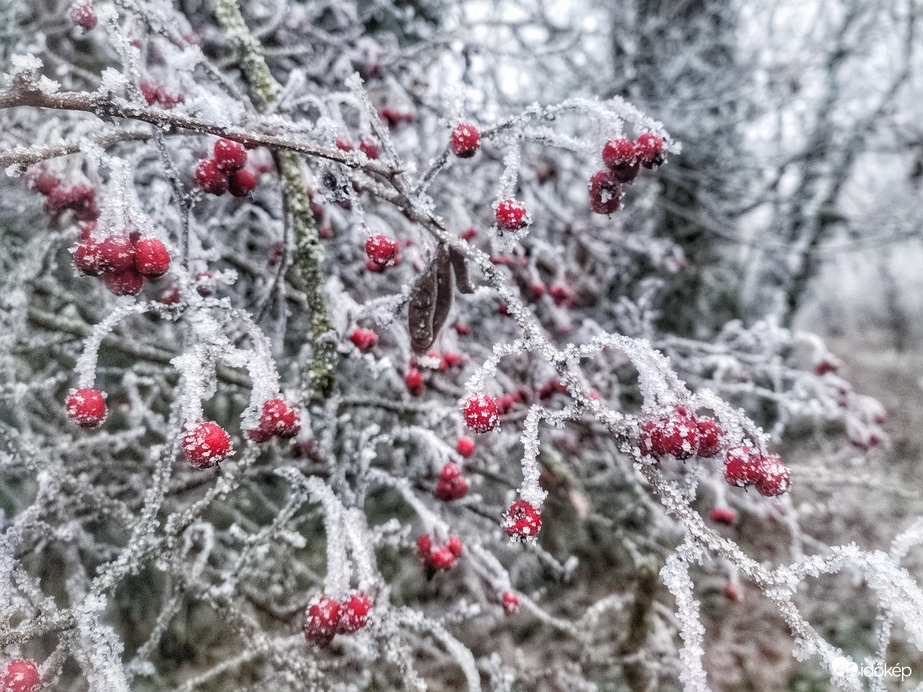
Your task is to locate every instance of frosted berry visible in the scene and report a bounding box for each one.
[502,591,519,615]
[456,436,475,457]
[724,446,762,488]
[213,139,247,171]
[182,422,232,468]
[450,123,480,158]
[350,328,378,352]
[504,500,542,539]
[639,409,700,460]
[228,168,257,197]
[754,456,791,497]
[365,235,398,266]
[695,417,723,457]
[66,388,106,428]
[496,199,530,232]
[405,368,424,397]
[416,533,432,560]
[589,170,622,214]
[435,463,468,501]
[359,136,380,159]
[69,1,97,30]
[195,159,229,195]
[602,138,636,170]
[710,507,737,524]
[251,399,301,440]
[98,235,136,273]
[446,535,463,557]
[338,593,372,633]
[335,138,354,151]
[610,161,640,184]
[304,596,341,645]
[34,172,61,195]
[1,659,40,692]
[134,238,170,277]
[430,546,456,570]
[463,395,499,433]
[636,133,665,168]
[73,238,103,276]
[102,267,145,296]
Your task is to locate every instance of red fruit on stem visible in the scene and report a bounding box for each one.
[34,172,61,195]
[359,136,380,159]
[103,267,145,296]
[134,238,170,277]
[446,535,463,557]
[463,395,499,433]
[66,388,106,428]
[588,170,622,214]
[69,1,97,30]
[195,159,229,195]
[338,593,372,633]
[254,399,301,439]
[436,463,468,501]
[335,138,354,151]
[636,133,665,168]
[195,271,216,297]
[1,659,41,692]
[350,328,378,352]
[695,417,723,457]
[602,138,636,170]
[213,139,248,171]
[73,238,103,276]
[548,283,575,307]
[502,591,519,615]
[754,456,791,497]
[182,422,232,468]
[456,437,475,457]
[639,409,700,460]
[140,82,159,105]
[504,500,542,539]
[450,123,481,158]
[98,235,136,273]
[724,446,762,488]
[429,546,456,570]
[304,597,342,645]
[416,534,432,560]
[365,235,398,266]
[496,199,530,232]
[405,368,425,397]
[710,507,737,524]
[228,168,257,197]
[460,227,477,241]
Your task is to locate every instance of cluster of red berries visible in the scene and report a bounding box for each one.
[350,328,378,353]
[245,398,301,443]
[416,534,463,578]
[73,224,171,296]
[588,133,665,214]
[195,139,257,197]
[1,659,40,692]
[462,395,500,433]
[450,123,480,158]
[33,172,98,222]
[495,199,530,233]
[435,463,468,501]
[66,388,107,428]
[723,446,791,497]
[365,234,399,271]
[69,1,97,31]
[140,82,184,109]
[335,136,380,159]
[303,593,373,646]
[638,407,722,460]
[503,500,542,539]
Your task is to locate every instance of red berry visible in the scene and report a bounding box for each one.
[140,82,158,105]
[338,593,372,633]
[69,184,99,222]
[195,159,229,195]
[460,227,477,241]
[710,507,737,524]
[251,399,301,440]
[463,395,499,433]
[349,328,377,352]
[102,267,145,296]
[405,368,424,397]
[335,138,354,151]
[97,235,135,273]
[450,123,480,158]
[359,136,380,159]
[430,546,456,570]
[635,133,665,168]
[456,437,475,457]
[159,287,181,306]
[588,170,622,214]
[696,417,723,457]
[610,162,640,184]
[416,534,432,559]
[304,596,341,645]
[446,535,463,557]
[502,591,519,615]
[213,139,248,172]
[73,238,103,276]
[34,172,61,195]
[365,235,398,266]
[602,138,636,170]
[453,322,471,335]
[182,422,232,468]
[134,238,170,277]
[496,199,530,232]
[504,500,542,539]
[436,463,468,501]
[66,388,106,428]
[754,456,791,497]
[228,168,257,197]
[1,659,40,692]
[441,351,464,368]
[639,409,700,460]
[724,446,762,488]
[548,283,576,307]
[195,271,215,297]
[69,1,97,30]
